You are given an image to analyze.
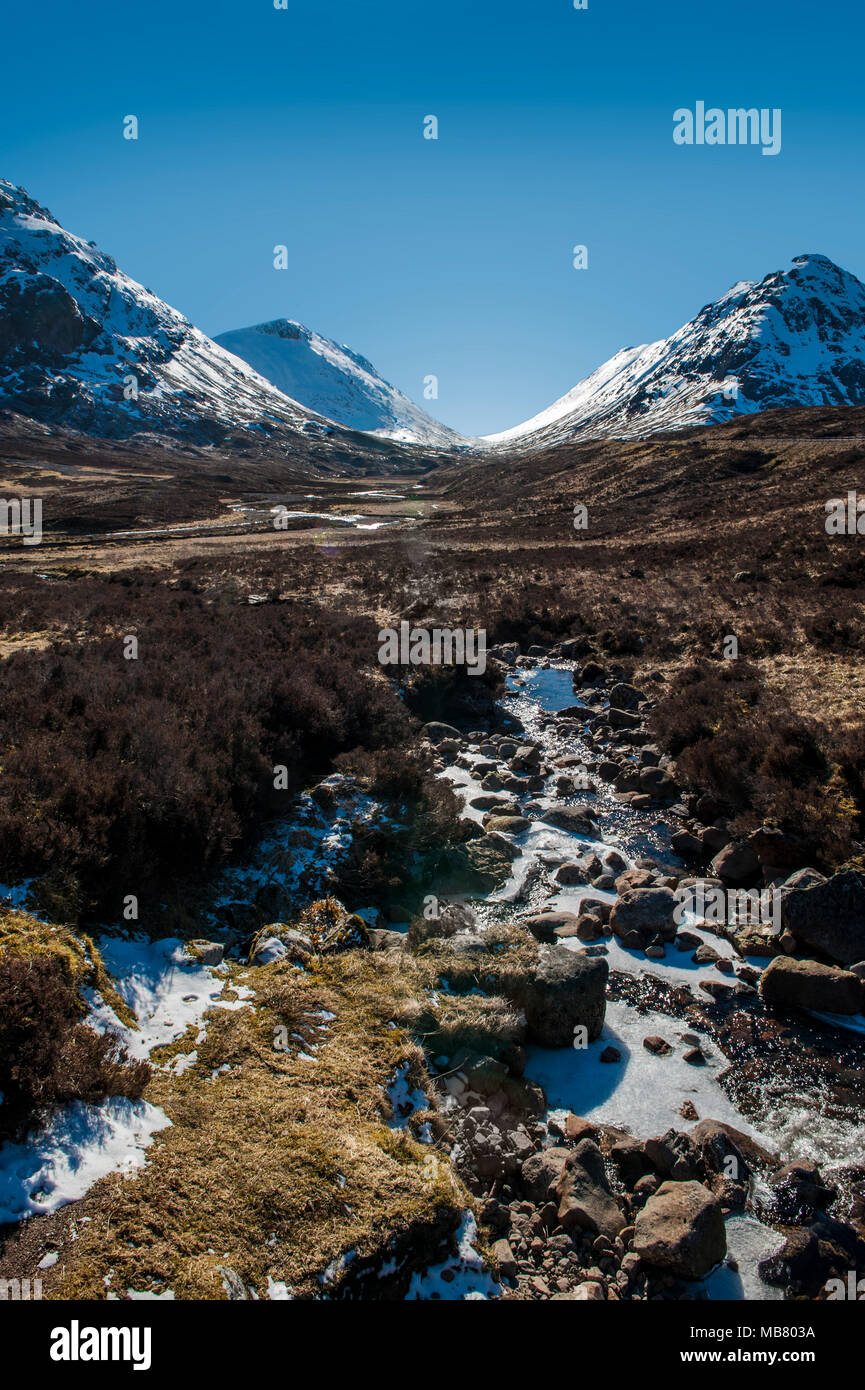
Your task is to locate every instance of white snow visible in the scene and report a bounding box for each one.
[404,1212,500,1300]
[481,253,865,448]
[384,1063,428,1128]
[0,1098,171,1224]
[92,935,250,1060]
[214,320,467,448]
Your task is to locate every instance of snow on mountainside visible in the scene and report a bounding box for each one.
[484,254,865,448]
[0,179,345,445]
[215,321,467,448]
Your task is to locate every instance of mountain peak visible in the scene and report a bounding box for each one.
[215,320,466,447]
[483,253,865,447]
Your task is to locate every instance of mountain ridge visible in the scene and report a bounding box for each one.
[214,318,466,448]
[481,253,865,448]
[2,177,864,457]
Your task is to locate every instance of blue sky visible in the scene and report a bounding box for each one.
[2,0,863,435]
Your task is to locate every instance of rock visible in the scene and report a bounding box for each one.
[642,1130,699,1180]
[758,956,864,1015]
[783,867,826,892]
[491,1238,517,1281]
[758,1215,865,1296]
[768,1161,836,1223]
[515,947,608,1047]
[780,870,865,967]
[638,766,678,799]
[420,721,463,745]
[711,841,761,887]
[683,1047,705,1065]
[469,794,512,811]
[748,826,806,870]
[367,928,404,951]
[510,743,542,769]
[553,861,588,886]
[609,682,642,711]
[467,831,519,873]
[560,636,591,659]
[598,760,622,782]
[578,661,605,685]
[522,911,579,944]
[555,1139,627,1239]
[521,1147,571,1202]
[701,826,731,855]
[690,1120,776,1176]
[480,772,503,792]
[671,830,704,860]
[186,939,224,966]
[483,814,531,835]
[610,887,678,942]
[693,943,720,965]
[539,804,599,836]
[570,1281,606,1300]
[675,930,703,951]
[610,708,642,731]
[575,914,604,943]
[634,1180,726,1279]
[600,1045,621,1063]
[249,935,293,966]
[437,903,478,936]
[643,1035,672,1056]
[615,868,656,894]
[564,1113,599,1142]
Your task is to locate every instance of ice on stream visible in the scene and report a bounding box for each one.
[530,999,768,1144]
[434,661,865,1299]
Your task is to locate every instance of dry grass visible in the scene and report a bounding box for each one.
[37,948,475,1301]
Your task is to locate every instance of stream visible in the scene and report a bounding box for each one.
[439,662,865,1299]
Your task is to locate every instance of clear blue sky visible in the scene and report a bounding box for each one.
[2,0,863,435]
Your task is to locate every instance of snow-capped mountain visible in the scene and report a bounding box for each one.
[214,320,466,448]
[0,179,353,446]
[483,254,865,448]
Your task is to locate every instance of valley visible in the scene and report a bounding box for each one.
[0,399,864,1306]
[1,171,865,1316]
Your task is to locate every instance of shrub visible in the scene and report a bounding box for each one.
[0,951,150,1143]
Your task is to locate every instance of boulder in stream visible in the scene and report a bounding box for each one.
[634,1180,726,1280]
[758,955,864,1014]
[779,869,865,967]
[512,945,607,1047]
[610,887,678,942]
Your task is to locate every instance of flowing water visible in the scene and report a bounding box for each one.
[440,662,865,1297]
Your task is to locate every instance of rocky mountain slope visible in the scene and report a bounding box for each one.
[0,179,362,449]
[484,255,865,448]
